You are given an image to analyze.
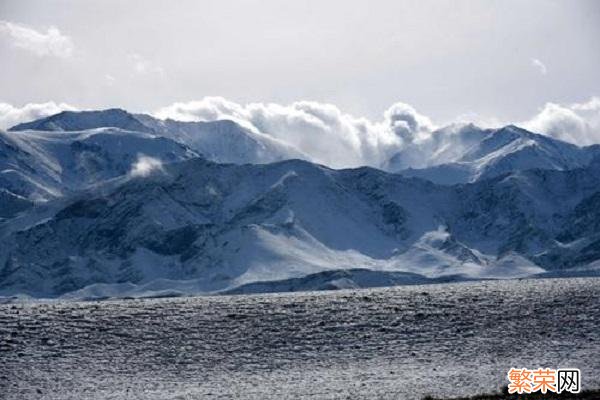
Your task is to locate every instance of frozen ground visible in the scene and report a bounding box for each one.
[1,277,599,400]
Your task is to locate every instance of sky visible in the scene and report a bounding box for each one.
[0,0,599,146]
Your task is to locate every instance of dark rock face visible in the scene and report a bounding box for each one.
[0,190,33,218]
[55,199,109,220]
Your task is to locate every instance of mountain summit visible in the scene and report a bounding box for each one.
[9,108,154,134]
[388,125,600,184]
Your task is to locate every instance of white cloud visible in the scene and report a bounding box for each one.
[154,97,434,168]
[572,97,600,112]
[130,155,164,177]
[0,20,73,58]
[531,58,547,75]
[0,102,78,130]
[383,102,435,143]
[129,53,164,76]
[520,97,600,145]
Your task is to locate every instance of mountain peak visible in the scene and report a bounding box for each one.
[8,108,154,133]
[392,123,599,184]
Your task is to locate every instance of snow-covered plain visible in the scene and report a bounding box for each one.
[2,277,599,399]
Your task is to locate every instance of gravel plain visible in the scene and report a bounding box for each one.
[1,277,599,400]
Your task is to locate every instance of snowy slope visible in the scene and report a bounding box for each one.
[135,116,308,164]
[0,127,197,207]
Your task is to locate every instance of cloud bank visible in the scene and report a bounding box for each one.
[520,97,600,146]
[0,20,74,58]
[154,97,432,168]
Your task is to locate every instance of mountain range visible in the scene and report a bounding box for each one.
[1,109,599,299]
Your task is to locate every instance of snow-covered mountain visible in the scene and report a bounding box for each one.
[1,156,600,298]
[9,109,154,134]
[136,115,308,164]
[0,127,197,207]
[388,125,600,184]
[10,109,305,165]
[2,109,600,299]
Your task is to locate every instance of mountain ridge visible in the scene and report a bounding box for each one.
[2,109,599,298]
[9,108,154,134]
[1,155,599,298]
